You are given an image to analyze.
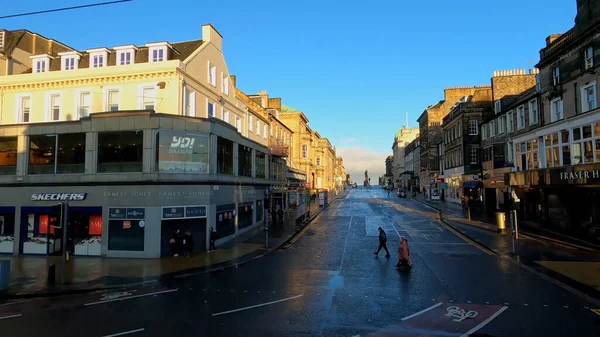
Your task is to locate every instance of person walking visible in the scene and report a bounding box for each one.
[396,236,412,267]
[374,227,391,258]
[183,230,194,258]
[208,227,217,252]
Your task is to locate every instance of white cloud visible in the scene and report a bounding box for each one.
[338,137,358,145]
[336,146,390,184]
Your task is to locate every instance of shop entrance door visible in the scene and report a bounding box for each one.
[160,218,207,257]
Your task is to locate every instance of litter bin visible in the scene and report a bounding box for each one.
[0,260,10,291]
[495,212,506,234]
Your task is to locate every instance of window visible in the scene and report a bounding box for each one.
[222,73,229,95]
[208,61,216,86]
[543,131,566,168]
[62,56,77,71]
[90,52,106,68]
[255,151,266,178]
[0,137,18,175]
[257,120,261,136]
[98,131,143,173]
[77,91,91,118]
[236,117,242,133]
[481,124,487,140]
[157,130,210,173]
[584,47,594,70]
[535,74,542,93]
[497,117,504,134]
[581,82,596,113]
[34,59,47,73]
[507,111,514,132]
[516,139,539,170]
[470,147,478,164]
[468,120,478,135]
[572,124,595,164]
[516,105,525,129]
[216,136,234,175]
[529,99,538,124]
[248,115,254,132]
[150,48,165,62]
[550,98,563,122]
[263,124,267,139]
[302,144,308,159]
[238,145,252,177]
[207,101,215,117]
[184,88,195,117]
[119,51,132,65]
[28,133,86,175]
[105,89,120,112]
[507,142,514,163]
[0,31,4,49]
[18,96,31,123]
[316,155,322,166]
[552,66,560,85]
[223,110,230,123]
[140,86,156,110]
[494,101,501,114]
[48,94,61,121]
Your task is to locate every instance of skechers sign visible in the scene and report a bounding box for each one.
[31,193,88,201]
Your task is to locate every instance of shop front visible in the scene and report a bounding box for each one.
[0,184,266,258]
[442,167,464,204]
[483,167,511,214]
[507,163,600,244]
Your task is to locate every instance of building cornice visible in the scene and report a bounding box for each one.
[0,70,178,92]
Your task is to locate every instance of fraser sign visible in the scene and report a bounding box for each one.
[559,170,600,180]
[31,193,88,201]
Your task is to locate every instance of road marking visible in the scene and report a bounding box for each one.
[339,216,353,270]
[0,300,27,307]
[592,308,600,316]
[0,314,22,320]
[84,288,178,306]
[400,302,443,321]
[102,328,145,337]
[459,306,508,337]
[411,242,472,245]
[211,293,304,317]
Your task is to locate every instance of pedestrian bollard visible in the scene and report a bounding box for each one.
[495,212,506,234]
[47,264,56,287]
[264,224,270,248]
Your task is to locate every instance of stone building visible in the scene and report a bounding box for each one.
[391,126,419,184]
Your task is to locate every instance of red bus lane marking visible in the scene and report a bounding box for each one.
[362,303,508,337]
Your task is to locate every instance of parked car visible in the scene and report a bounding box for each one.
[397,188,407,198]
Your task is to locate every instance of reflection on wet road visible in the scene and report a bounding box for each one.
[1,186,598,337]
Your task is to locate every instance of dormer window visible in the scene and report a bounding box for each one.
[87,48,109,68]
[58,51,81,71]
[114,45,137,65]
[0,31,5,49]
[145,42,171,63]
[30,54,53,73]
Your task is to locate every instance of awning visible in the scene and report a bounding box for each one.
[463,181,482,189]
[287,171,306,181]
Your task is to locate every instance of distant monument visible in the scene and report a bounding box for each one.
[364,169,369,186]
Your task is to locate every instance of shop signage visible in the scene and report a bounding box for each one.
[235,189,256,195]
[169,136,197,155]
[559,170,600,180]
[103,191,210,198]
[31,193,87,201]
[109,207,146,220]
[162,205,208,220]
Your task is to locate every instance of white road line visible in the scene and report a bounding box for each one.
[339,216,353,270]
[401,302,444,321]
[103,328,145,337]
[411,242,472,245]
[0,314,22,320]
[459,306,508,337]
[211,293,304,317]
[84,288,179,306]
[0,300,27,306]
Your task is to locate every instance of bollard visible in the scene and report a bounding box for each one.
[496,212,506,234]
[47,264,56,287]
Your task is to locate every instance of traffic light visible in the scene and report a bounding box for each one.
[49,203,64,229]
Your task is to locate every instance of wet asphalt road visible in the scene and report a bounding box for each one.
[1,186,599,337]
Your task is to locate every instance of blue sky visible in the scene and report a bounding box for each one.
[1,0,577,181]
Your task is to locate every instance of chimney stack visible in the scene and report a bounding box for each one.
[546,34,563,46]
[230,75,236,88]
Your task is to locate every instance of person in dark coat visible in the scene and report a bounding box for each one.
[169,229,182,257]
[374,227,391,258]
[209,227,217,252]
[183,230,194,257]
[278,207,284,226]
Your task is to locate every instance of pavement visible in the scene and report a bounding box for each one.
[0,186,599,337]
[0,196,336,298]
[411,194,600,303]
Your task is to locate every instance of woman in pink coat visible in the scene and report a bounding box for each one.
[397,236,412,267]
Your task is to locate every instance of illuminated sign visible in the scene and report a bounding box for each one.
[31,193,87,201]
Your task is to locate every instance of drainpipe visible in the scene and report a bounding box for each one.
[573,82,578,116]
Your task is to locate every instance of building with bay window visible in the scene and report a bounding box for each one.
[506,0,600,244]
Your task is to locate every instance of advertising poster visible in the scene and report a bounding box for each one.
[39,215,55,234]
[89,215,103,235]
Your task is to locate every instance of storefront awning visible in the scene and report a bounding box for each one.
[463,181,482,189]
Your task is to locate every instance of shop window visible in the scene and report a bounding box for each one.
[572,125,595,164]
[0,208,16,254]
[216,204,235,238]
[98,131,143,173]
[157,130,210,173]
[0,137,17,175]
[216,137,234,175]
[20,209,63,255]
[238,144,252,177]
[237,203,253,230]
[108,219,145,251]
[70,208,102,256]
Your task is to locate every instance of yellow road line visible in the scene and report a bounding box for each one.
[437,220,495,256]
[592,309,600,316]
